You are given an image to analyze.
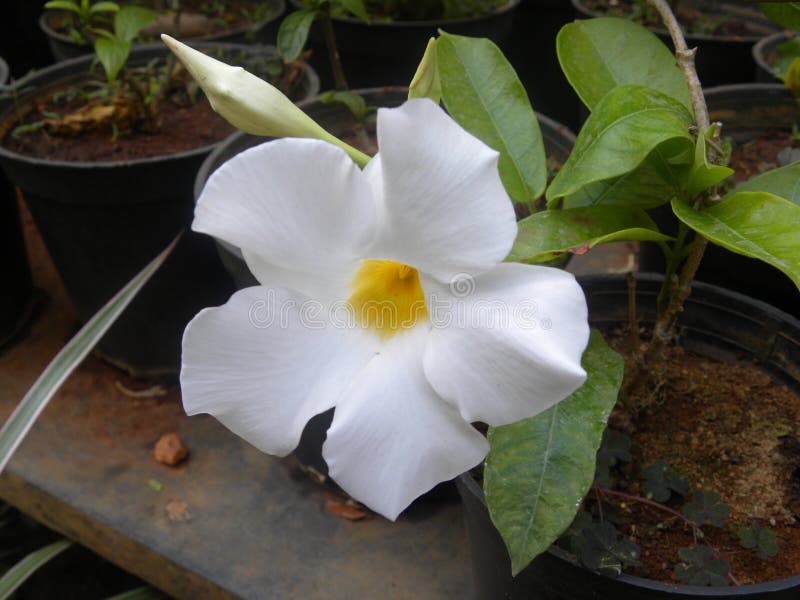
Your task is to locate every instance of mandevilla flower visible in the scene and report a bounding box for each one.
[182,98,590,520]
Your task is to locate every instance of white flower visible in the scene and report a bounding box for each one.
[182,98,590,520]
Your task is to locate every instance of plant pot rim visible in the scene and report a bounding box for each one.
[752,31,794,78]
[702,81,790,98]
[289,0,520,28]
[570,0,777,43]
[0,40,318,171]
[0,56,8,87]
[460,272,800,596]
[39,0,286,48]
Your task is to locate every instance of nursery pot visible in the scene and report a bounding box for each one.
[571,0,780,87]
[458,272,800,600]
[0,43,319,377]
[638,83,800,318]
[39,0,286,62]
[193,91,578,486]
[753,32,794,83]
[291,0,521,90]
[0,54,38,349]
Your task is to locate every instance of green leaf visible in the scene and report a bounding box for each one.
[338,0,370,22]
[775,38,800,80]
[685,129,734,196]
[318,90,368,122]
[437,32,547,207]
[484,330,624,575]
[95,37,130,82]
[738,523,778,560]
[675,546,729,586]
[671,192,800,290]
[105,587,163,600]
[0,539,72,600]
[760,2,800,31]
[562,150,679,210]
[731,160,800,205]
[114,6,157,42]
[277,8,318,62]
[546,85,694,203]
[408,38,441,103]
[89,1,120,14]
[509,206,671,264]
[0,238,177,477]
[572,521,641,576]
[640,460,689,502]
[557,17,692,112]
[682,490,730,528]
[44,1,82,14]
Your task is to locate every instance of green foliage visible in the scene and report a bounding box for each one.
[44,0,119,46]
[594,430,631,488]
[760,2,800,31]
[0,239,176,478]
[557,17,691,112]
[92,6,158,82]
[685,129,734,196]
[484,331,623,575]
[0,539,72,600]
[739,523,778,559]
[318,90,372,122]
[569,521,641,576]
[674,546,730,586]
[731,160,800,205]
[671,192,800,290]
[508,206,671,264]
[546,84,694,204]
[436,32,546,209]
[277,8,318,62]
[640,460,688,502]
[681,490,730,528]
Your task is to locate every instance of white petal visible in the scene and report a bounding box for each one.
[181,286,377,456]
[367,99,517,282]
[423,264,589,427]
[194,138,376,299]
[322,327,489,521]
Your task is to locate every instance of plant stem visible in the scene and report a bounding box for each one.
[645,0,708,131]
[593,487,741,586]
[320,9,348,91]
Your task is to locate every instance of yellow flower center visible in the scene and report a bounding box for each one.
[348,260,428,338]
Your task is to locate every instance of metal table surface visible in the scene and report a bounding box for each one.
[0,207,471,599]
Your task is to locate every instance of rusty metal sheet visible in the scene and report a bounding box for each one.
[0,209,471,599]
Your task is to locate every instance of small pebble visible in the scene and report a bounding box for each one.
[154,432,188,466]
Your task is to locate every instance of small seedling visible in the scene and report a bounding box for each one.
[682,490,730,528]
[674,546,730,587]
[640,460,688,502]
[739,522,778,560]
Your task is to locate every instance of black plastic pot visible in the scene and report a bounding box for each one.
[458,272,800,600]
[40,0,286,62]
[506,0,583,132]
[571,0,780,87]
[193,91,577,488]
[638,84,799,318]
[291,0,521,90]
[753,32,793,83]
[0,43,318,377]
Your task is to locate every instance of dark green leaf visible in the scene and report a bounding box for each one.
[509,206,671,264]
[675,546,729,586]
[573,522,641,576]
[671,192,800,290]
[594,429,631,488]
[44,0,82,13]
[318,90,368,121]
[731,160,800,205]
[739,523,778,559]
[546,85,694,203]
[338,0,369,22]
[557,17,692,112]
[682,490,730,528]
[437,32,546,207]
[485,330,624,575]
[105,586,163,600]
[640,460,689,502]
[760,3,800,31]
[277,8,317,62]
[114,6,157,43]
